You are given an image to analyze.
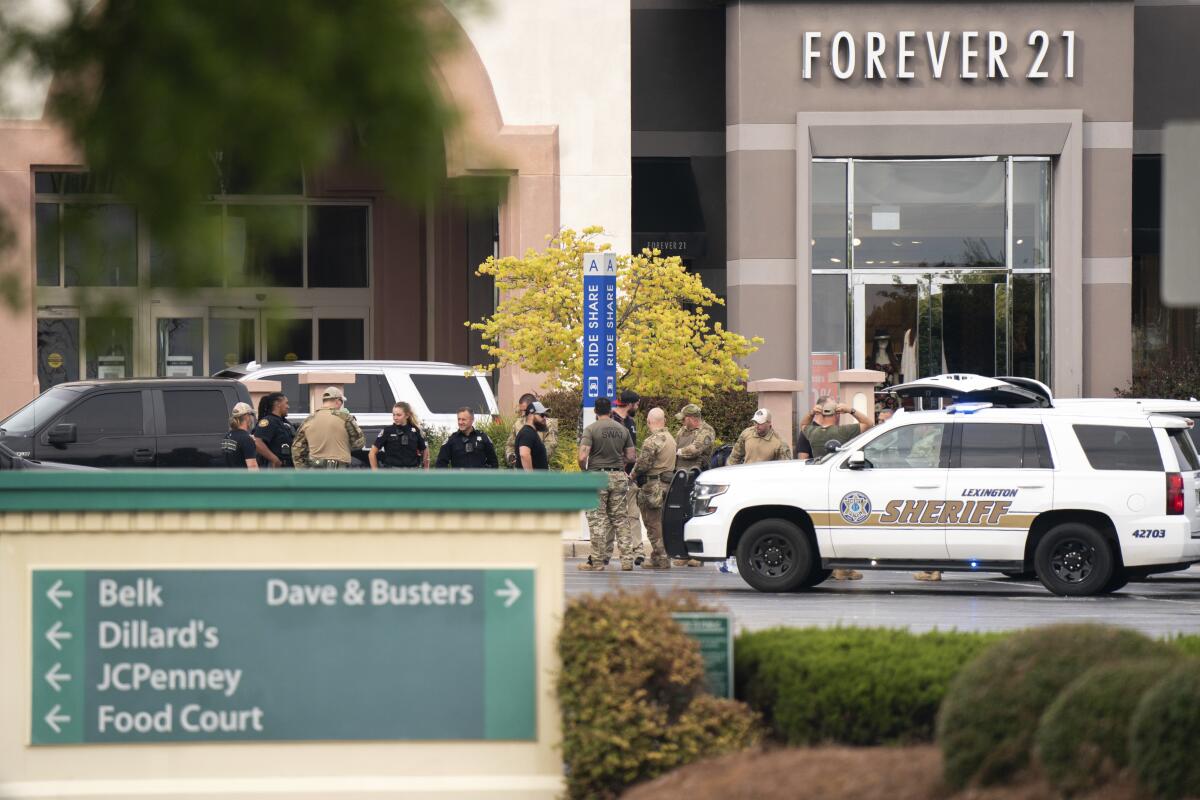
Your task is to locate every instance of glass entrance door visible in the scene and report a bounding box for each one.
[853,272,1008,384]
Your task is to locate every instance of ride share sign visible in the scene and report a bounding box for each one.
[30,568,536,744]
[582,252,617,412]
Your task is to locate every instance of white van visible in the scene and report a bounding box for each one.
[216,360,499,462]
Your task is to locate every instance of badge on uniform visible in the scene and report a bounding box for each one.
[258,419,269,428]
[400,434,410,446]
[465,441,475,453]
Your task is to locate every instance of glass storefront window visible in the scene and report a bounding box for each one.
[318,318,365,360]
[63,204,137,287]
[37,318,80,391]
[266,318,313,362]
[309,206,369,288]
[210,318,256,372]
[1013,161,1051,271]
[156,318,204,377]
[35,204,61,287]
[150,207,223,288]
[813,157,1051,385]
[812,162,848,267]
[853,160,1006,270]
[225,205,303,288]
[85,316,133,379]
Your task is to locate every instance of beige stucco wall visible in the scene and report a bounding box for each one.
[0,509,575,799]
[725,0,1134,397]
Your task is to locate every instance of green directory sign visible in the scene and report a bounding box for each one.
[31,569,535,745]
[672,612,733,698]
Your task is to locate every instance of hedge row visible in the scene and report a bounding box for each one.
[733,626,1200,752]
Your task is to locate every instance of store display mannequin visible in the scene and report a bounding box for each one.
[900,328,917,384]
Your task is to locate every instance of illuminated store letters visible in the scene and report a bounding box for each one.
[801,30,1076,81]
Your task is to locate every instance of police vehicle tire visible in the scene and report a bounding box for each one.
[1000,570,1037,580]
[1102,568,1130,593]
[736,518,817,593]
[1034,523,1115,597]
[795,568,833,590]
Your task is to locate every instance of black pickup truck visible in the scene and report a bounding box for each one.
[0,379,252,468]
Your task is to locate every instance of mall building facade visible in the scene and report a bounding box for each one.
[634,0,1198,406]
[0,0,1194,418]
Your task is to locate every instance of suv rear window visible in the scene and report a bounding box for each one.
[955,423,1053,469]
[410,374,489,415]
[1167,428,1200,471]
[1073,425,1163,471]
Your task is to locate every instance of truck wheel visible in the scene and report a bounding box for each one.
[1102,568,1130,594]
[736,519,816,593]
[1034,523,1115,597]
[1000,570,1037,580]
[795,568,832,591]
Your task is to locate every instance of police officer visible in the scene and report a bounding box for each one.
[609,389,647,566]
[633,408,677,569]
[292,386,366,469]
[222,402,259,469]
[578,397,637,571]
[437,407,499,469]
[369,401,428,469]
[672,403,715,567]
[254,392,295,468]
[728,408,792,465]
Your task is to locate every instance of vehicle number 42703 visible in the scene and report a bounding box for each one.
[1131,529,1166,539]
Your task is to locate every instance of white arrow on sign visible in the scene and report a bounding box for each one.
[44,662,72,692]
[44,620,72,651]
[495,578,521,608]
[44,704,70,734]
[46,579,73,610]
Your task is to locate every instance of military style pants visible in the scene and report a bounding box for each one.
[587,471,635,567]
[637,480,669,564]
[603,473,646,561]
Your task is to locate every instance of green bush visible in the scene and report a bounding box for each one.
[1130,662,1200,800]
[735,627,1001,746]
[937,624,1174,790]
[1118,355,1200,398]
[1035,659,1181,796]
[558,590,761,800]
[1168,634,1200,658]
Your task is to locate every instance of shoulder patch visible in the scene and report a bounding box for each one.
[258,419,269,428]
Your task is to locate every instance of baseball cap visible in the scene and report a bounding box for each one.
[618,389,641,406]
[527,400,550,416]
[231,402,254,417]
[322,386,345,401]
[819,400,838,415]
[676,403,702,420]
[751,408,772,424]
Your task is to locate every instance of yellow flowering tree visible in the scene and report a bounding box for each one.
[469,227,762,396]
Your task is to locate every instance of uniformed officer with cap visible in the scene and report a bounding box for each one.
[254,392,295,468]
[672,402,715,568]
[632,408,677,569]
[292,386,366,469]
[609,388,647,566]
[437,406,499,469]
[223,402,259,469]
[728,408,791,465]
[504,393,558,467]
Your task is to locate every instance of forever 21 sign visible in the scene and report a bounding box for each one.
[802,31,1076,81]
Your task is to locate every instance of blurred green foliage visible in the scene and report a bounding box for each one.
[0,0,491,307]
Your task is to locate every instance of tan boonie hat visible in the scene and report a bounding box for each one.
[751,408,772,424]
[231,402,254,417]
[322,386,345,401]
[676,403,702,420]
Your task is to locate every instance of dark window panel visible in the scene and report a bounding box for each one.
[410,374,489,415]
[63,204,137,287]
[63,392,143,442]
[225,205,303,287]
[266,318,312,362]
[35,203,61,287]
[84,316,133,379]
[162,390,229,435]
[37,318,80,391]
[318,318,365,360]
[308,206,369,288]
[343,374,395,414]
[957,423,1025,469]
[1073,425,1163,472]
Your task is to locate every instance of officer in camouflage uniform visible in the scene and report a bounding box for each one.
[633,408,677,569]
[672,403,715,566]
[292,386,366,469]
[728,408,791,465]
[674,403,715,472]
[577,397,637,571]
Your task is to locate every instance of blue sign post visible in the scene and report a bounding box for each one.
[582,252,617,423]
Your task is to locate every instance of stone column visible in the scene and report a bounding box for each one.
[833,369,886,426]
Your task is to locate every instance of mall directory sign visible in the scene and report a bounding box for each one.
[30,569,536,744]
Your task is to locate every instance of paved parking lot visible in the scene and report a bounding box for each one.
[565,560,1200,637]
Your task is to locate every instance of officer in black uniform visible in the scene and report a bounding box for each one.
[369,401,428,469]
[254,392,296,468]
[436,407,499,469]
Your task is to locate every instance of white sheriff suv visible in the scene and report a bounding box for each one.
[663,375,1200,596]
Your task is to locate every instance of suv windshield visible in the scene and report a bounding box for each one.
[1,386,82,434]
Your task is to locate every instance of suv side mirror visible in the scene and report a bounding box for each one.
[847,451,868,470]
[48,422,77,446]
